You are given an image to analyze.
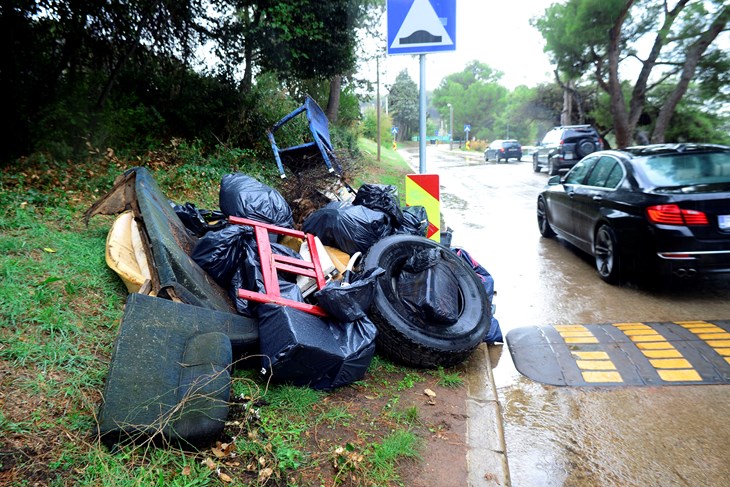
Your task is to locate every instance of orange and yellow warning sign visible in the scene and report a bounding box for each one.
[405,174,440,241]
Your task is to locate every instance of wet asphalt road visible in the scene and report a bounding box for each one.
[401,145,730,487]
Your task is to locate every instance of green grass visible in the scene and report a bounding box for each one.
[356,138,413,202]
[0,138,463,486]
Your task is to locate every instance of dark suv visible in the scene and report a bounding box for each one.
[533,125,603,175]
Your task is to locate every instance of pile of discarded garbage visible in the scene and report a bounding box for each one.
[84,96,502,449]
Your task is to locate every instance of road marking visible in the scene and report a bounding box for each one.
[557,325,623,383]
[506,321,730,386]
[614,322,702,383]
[677,321,730,366]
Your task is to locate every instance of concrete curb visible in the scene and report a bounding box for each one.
[466,343,511,486]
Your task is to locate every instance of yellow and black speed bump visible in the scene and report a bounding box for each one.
[505,320,730,386]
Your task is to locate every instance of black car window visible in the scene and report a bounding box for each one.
[564,157,596,184]
[586,156,620,188]
[542,130,560,145]
[604,162,623,188]
[635,152,730,186]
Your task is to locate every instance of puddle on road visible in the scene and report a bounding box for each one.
[440,192,468,210]
[500,378,730,486]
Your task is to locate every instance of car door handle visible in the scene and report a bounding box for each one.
[592,195,603,201]
[567,192,575,198]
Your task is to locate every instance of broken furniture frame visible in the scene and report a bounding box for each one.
[267,95,341,179]
[229,216,330,317]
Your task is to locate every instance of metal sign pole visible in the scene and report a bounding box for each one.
[419,54,426,174]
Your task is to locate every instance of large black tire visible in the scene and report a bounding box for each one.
[363,235,490,368]
[595,224,620,283]
[537,197,556,237]
[576,139,597,158]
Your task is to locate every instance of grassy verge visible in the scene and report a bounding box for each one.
[0,139,464,486]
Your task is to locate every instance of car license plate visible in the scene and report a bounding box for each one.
[564,152,574,160]
[719,215,730,230]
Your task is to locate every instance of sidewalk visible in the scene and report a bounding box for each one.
[398,143,511,486]
[465,343,511,486]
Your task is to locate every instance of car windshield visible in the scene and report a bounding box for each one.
[503,140,520,148]
[634,152,730,188]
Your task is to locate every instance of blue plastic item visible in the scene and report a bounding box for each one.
[267,96,342,178]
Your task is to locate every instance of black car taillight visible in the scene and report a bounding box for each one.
[646,204,709,226]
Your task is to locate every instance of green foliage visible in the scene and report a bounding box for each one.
[1,0,380,164]
[361,107,394,144]
[388,70,420,141]
[533,0,730,145]
[431,61,509,142]
[370,430,422,484]
[433,367,464,388]
[355,138,412,198]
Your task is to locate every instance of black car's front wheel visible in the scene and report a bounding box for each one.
[537,197,556,237]
[363,235,490,368]
[595,224,620,283]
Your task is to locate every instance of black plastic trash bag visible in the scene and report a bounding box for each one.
[302,202,392,255]
[353,183,404,226]
[452,247,503,344]
[191,224,252,288]
[219,173,294,229]
[397,248,460,324]
[228,236,303,317]
[396,205,428,236]
[256,289,377,390]
[314,267,385,322]
[172,202,226,237]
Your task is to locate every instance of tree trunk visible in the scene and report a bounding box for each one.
[605,1,634,148]
[326,75,342,123]
[651,5,730,143]
[627,0,689,135]
[562,80,573,126]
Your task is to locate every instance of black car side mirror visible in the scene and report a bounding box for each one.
[548,175,562,185]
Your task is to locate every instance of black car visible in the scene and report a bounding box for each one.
[533,125,603,175]
[536,144,730,283]
[485,139,522,163]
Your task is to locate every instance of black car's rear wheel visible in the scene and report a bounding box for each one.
[595,224,620,283]
[548,158,560,176]
[532,155,541,172]
[537,197,556,237]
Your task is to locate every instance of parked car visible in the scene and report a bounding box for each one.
[533,125,603,175]
[485,139,522,163]
[536,144,730,283]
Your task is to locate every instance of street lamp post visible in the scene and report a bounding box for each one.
[448,103,453,150]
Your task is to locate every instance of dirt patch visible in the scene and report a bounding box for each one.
[283,367,469,486]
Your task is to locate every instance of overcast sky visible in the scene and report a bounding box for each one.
[359,0,557,92]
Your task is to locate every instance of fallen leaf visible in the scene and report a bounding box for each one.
[218,470,233,483]
[259,467,273,481]
[224,461,241,467]
[182,466,191,476]
[212,447,226,458]
[202,458,216,470]
[43,248,56,253]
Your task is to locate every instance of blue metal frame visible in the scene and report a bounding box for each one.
[267,96,340,179]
